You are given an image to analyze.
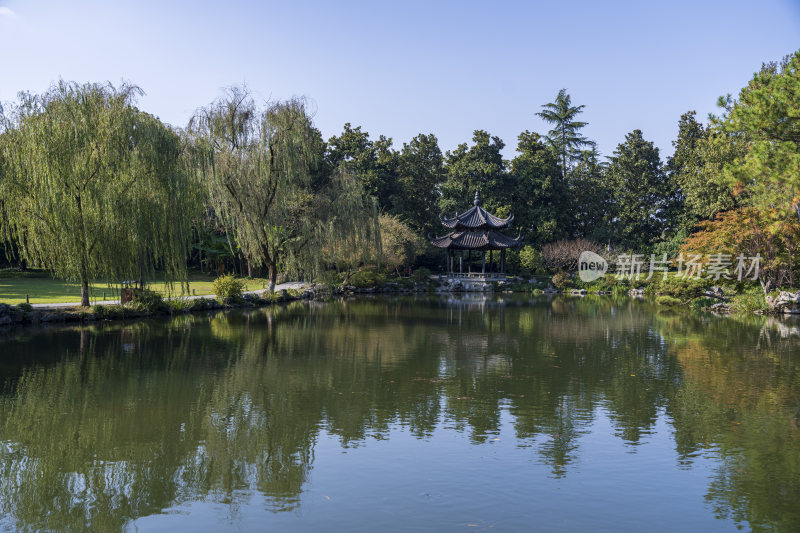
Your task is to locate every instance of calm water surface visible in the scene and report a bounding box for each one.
[0,295,799,532]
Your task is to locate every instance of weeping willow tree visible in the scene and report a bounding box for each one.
[315,168,382,278]
[0,81,202,306]
[189,87,378,291]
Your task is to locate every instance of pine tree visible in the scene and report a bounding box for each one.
[536,89,595,180]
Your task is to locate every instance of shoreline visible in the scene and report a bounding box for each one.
[4,281,800,330]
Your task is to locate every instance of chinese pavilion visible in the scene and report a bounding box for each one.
[430,191,522,279]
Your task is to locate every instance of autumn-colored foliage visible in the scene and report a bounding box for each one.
[680,208,800,290]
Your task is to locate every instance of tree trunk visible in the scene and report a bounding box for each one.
[76,194,91,307]
[760,278,771,296]
[267,262,277,292]
[80,277,90,307]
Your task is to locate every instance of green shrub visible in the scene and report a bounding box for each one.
[190,298,214,311]
[131,288,166,312]
[16,302,33,312]
[394,278,414,289]
[317,270,343,288]
[349,269,387,288]
[583,276,624,294]
[411,267,433,282]
[506,282,534,293]
[690,296,716,310]
[518,246,543,274]
[125,302,149,314]
[651,229,689,264]
[730,287,768,313]
[168,299,192,313]
[656,295,682,307]
[91,304,105,316]
[654,275,712,300]
[259,291,280,303]
[212,275,246,302]
[550,272,573,290]
[102,304,127,319]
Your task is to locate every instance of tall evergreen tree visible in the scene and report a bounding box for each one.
[567,149,614,243]
[536,89,595,180]
[666,111,740,231]
[716,50,800,223]
[395,133,444,233]
[510,131,567,244]
[605,130,669,251]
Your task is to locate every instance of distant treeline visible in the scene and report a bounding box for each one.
[1,49,799,301]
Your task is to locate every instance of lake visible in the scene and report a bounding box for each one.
[0,295,798,532]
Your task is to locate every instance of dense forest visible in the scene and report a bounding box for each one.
[1,49,799,303]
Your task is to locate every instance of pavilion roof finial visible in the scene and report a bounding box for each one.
[473,190,480,206]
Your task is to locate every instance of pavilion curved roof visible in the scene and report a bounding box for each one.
[440,206,514,230]
[430,230,523,251]
[439,190,513,230]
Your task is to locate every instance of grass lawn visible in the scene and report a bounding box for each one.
[0,270,274,305]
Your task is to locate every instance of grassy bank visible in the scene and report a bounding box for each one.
[0,270,274,305]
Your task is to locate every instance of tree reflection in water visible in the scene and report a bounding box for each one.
[0,296,797,532]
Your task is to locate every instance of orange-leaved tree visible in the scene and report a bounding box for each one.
[680,208,800,292]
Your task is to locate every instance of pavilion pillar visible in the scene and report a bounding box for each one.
[468,250,471,273]
[482,251,486,274]
[459,253,463,274]
[489,250,493,273]
[501,249,506,274]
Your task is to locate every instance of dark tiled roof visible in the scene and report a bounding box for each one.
[430,230,523,250]
[440,205,514,230]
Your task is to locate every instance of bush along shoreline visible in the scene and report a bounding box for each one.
[0,286,315,328]
[543,271,800,315]
[0,273,439,328]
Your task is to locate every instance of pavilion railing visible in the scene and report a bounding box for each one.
[443,272,507,280]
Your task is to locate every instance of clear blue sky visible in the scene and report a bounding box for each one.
[1,0,798,159]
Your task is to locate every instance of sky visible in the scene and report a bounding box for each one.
[1,0,799,160]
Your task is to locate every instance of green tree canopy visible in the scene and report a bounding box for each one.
[566,149,614,243]
[378,214,425,275]
[0,81,200,305]
[536,89,595,180]
[189,88,378,290]
[438,130,512,216]
[509,131,567,244]
[606,130,670,251]
[395,133,445,233]
[325,123,400,211]
[667,111,742,230]
[716,50,800,223]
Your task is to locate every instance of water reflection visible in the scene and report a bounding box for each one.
[0,296,798,531]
